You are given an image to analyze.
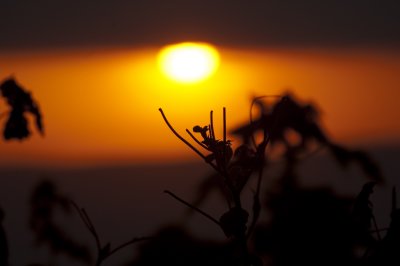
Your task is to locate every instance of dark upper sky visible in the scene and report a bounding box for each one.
[1,0,400,51]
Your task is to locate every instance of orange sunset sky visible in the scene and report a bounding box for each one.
[0,46,399,167]
[1,1,399,167]
[2,3,400,266]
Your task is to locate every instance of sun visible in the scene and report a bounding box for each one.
[158,42,220,84]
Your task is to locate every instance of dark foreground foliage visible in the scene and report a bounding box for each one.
[0,84,398,266]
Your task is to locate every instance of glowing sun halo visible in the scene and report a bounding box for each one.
[158,42,220,83]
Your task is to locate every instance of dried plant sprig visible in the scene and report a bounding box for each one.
[186,129,209,150]
[159,108,220,172]
[159,108,206,159]
[71,201,101,251]
[102,237,152,261]
[164,190,221,227]
[160,108,241,207]
[71,201,152,266]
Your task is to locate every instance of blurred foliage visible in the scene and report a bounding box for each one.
[154,93,389,266]
[0,87,398,266]
[30,180,91,264]
[0,77,43,140]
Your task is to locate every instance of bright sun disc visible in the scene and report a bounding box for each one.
[158,42,220,83]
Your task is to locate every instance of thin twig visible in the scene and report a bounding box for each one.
[82,209,102,250]
[210,110,215,140]
[159,108,220,172]
[186,129,209,150]
[71,201,91,228]
[219,107,240,208]
[159,108,206,160]
[223,108,227,144]
[164,190,221,227]
[223,107,227,163]
[71,201,101,250]
[72,201,152,266]
[105,237,153,260]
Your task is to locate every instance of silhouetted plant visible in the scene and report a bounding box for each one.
[232,94,382,181]
[158,93,384,266]
[159,105,269,266]
[0,77,43,140]
[71,201,152,266]
[235,94,383,266]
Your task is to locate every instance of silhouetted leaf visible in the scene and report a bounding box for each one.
[232,94,328,155]
[0,78,44,140]
[219,207,249,238]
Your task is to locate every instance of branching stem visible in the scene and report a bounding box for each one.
[105,237,153,260]
[159,108,206,160]
[159,108,220,171]
[71,201,152,266]
[186,129,209,150]
[164,190,221,227]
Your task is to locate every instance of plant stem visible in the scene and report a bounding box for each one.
[71,201,101,250]
[164,190,221,227]
[186,129,209,150]
[104,237,153,260]
[223,107,227,164]
[159,108,206,160]
[210,110,215,140]
[159,108,220,172]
